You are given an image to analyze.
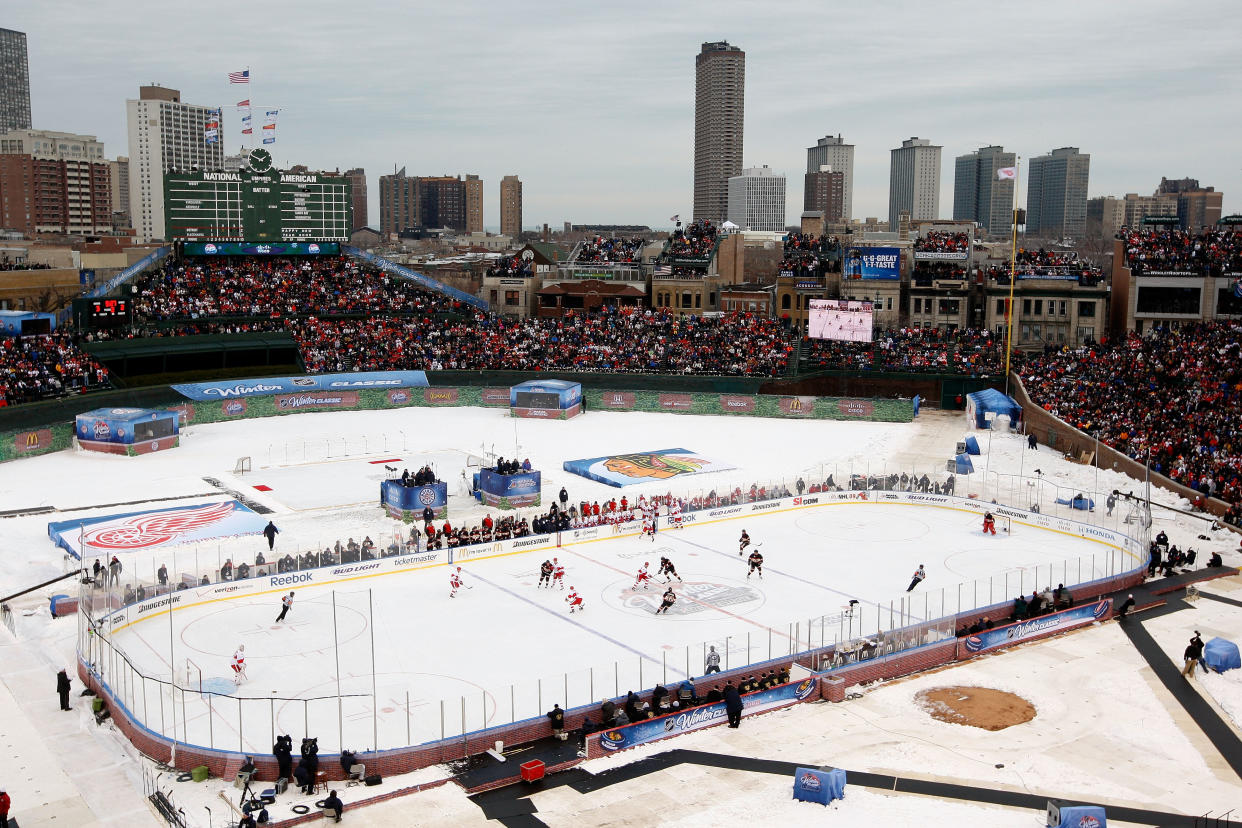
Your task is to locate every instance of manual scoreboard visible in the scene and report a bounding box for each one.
[164,149,352,242]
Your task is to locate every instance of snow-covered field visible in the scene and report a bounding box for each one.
[1,403,1240,826]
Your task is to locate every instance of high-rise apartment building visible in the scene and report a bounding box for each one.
[0,29,32,134]
[803,166,844,223]
[344,168,367,230]
[419,176,467,231]
[0,129,112,235]
[1155,177,1223,231]
[1025,147,1090,241]
[952,145,1015,237]
[126,85,224,242]
[109,156,131,229]
[693,41,745,223]
[728,166,786,232]
[1122,192,1178,228]
[888,137,941,231]
[1086,196,1125,239]
[500,175,522,238]
[464,174,483,234]
[806,135,853,221]
[379,168,418,237]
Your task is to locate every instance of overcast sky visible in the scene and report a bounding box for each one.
[10,0,1241,230]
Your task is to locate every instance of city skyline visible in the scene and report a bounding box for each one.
[5,1,1240,231]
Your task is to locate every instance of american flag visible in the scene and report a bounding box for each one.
[228,70,249,84]
[654,265,672,276]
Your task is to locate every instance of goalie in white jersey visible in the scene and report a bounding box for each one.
[231,644,247,684]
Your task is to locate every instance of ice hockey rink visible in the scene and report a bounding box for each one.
[21,402,1139,756]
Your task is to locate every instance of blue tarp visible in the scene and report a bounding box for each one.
[1204,637,1240,673]
[964,435,981,455]
[952,453,975,474]
[793,767,845,805]
[966,388,1022,429]
[1055,496,1095,511]
[1056,805,1106,828]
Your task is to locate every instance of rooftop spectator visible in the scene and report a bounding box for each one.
[914,231,970,253]
[1118,228,1242,277]
[577,237,646,263]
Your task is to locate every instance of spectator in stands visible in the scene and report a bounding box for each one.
[0,332,110,407]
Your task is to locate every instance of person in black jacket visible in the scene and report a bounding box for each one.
[263,521,279,551]
[274,735,294,781]
[724,683,743,728]
[57,669,71,711]
[1183,633,1206,678]
[547,703,565,740]
[323,790,343,822]
[559,487,569,508]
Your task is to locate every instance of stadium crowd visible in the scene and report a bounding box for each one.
[576,236,646,263]
[912,261,968,283]
[296,306,792,376]
[485,254,532,279]
[1119,228,1242,276]
[1019,322,1242,512]
[0,332,110,407]
[802,327,1005,376]
[133,256,452,319]
[780,233,840,278]
[913,231,970,253]
[0,258,52,271]
[667,220,718,258]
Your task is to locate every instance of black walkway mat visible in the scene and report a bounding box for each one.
[1120,613,1242,781]
[455,737,580,790]
[1196,590,1242,610]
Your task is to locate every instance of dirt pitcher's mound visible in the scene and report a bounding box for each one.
[915,686,1035,731]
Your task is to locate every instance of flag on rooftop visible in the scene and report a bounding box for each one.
[229,70,249,84]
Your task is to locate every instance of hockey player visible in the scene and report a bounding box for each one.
[982,512,997,535]
[658,556,682,582]
[655,587,677,614]
[669,498,683,528]
[275,591,294,623]
[552,558,566,590]
[738,530,751,556]
[565,587,584,613]
[538,559,553,588]
[231,645,247,685]
[634,562,653,590]
[450,566,466,598]
[907,564,926,592]
[747,549,764,579]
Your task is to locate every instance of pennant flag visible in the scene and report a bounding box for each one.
[262,136,275,145]
[229,70,250,84]
[203,129,218,139]
[265,110,279,118]
[262,123,275,130]
[237,99,250,108]
[997,167,1017,181]
[241,114,251,123]
[242,128,253,135]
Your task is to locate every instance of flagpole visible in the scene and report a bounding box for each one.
[1003,157,1020,397]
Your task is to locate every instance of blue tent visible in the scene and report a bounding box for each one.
[964,435,981,455]
[952,453,975,474]
[1204,638,1240,673]
[965,388,1022,430]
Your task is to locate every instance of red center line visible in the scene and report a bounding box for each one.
[563,546,795,641]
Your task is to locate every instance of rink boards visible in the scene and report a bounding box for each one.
[98,489,1144,638]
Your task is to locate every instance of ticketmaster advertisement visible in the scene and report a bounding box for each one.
[597,677,818,751]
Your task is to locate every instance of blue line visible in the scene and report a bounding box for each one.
[664,532,904,618]
[464,569,684,678]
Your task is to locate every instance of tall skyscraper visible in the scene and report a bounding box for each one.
[418,176,467,231]
[952,145,1016,236]
[806,135,854,221]
[888,137,942,230]
[126,85,224,242]
[693,41,745,224]
[728,166,786,232]
[379,167,418,237]
[0,28,32,134]
[109,156,131,228]
[1026,147,1090,240]
[803,166,845,223]
[344,168,367,230]
[500,175,522,238]
[464,174,483,233]
[0,129,113,235]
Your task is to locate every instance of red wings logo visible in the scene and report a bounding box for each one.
[82,502,238,549]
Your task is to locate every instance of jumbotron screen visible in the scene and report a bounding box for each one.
[164,168,352,242]
[807,299,874,343]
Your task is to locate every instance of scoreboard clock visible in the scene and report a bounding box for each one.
[163,161,352,242]
[72,297,132,329]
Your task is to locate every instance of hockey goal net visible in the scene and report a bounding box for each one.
[233,456,252,475]
[993,515,1012,535]
[183,658,203,694]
